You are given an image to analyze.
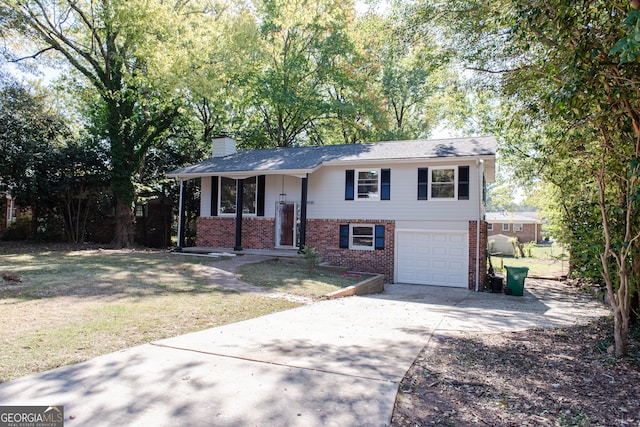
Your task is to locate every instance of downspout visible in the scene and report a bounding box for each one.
[176,178,185,251]
[475,159,484,292]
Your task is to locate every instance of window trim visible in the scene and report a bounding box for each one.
[355,169,380,201]
[502,223,510,232]
[218,176,258,216]
[513,223,523,232]
[487,223,493,231]
[349,224,375,251]
[429,167,457,200]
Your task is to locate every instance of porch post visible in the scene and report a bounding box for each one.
[234,178,244,251]
[298,175,308,252]
[177,179,185,250]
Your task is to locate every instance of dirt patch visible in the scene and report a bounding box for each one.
[392,317,640,426]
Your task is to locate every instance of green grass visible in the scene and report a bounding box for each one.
[0,247,299,383]
[236,259,364,297]
[490,244,570,277]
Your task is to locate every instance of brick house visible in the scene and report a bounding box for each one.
[486,212,543,243]
[168,136,496,290]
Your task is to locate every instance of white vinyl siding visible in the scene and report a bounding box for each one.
[201,175,301,219]
[200,176,213,217]
[307,162,481,221]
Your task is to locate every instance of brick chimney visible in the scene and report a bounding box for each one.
[212,135,237,158]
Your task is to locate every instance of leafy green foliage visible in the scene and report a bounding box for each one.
[422,0,640,356]
[611,9,640,64]
[1,0,189,247]
[0,77,110,242]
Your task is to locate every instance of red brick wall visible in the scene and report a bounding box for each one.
[306,219,395,283]
[488,223,541,243]
[468,220,489,291]
[196,217,275,249]
[242,218,276,249]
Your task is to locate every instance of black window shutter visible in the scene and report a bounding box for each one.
[257,175,266,216]
[339,225,349,248]
[458,166,470,200]
[345,170,355,200]
[211,176,219,216]
[375,225,385,250]
[417,168,428,200]
[381,169,391,200]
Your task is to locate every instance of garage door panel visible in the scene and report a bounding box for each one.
[396,230,468,288]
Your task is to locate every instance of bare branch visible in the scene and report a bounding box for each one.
[9,46,55,61]
[465,66,523,74]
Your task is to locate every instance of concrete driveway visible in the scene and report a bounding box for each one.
[0,278,609,426]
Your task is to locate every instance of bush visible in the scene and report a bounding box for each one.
[298,246,322,273]
[523,241,536,257]
[1,215,33,240]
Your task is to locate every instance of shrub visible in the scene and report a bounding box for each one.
[298,246,322,273]
[1,215,33,240]
[523,241,536,257]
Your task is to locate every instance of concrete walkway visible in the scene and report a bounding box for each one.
[0,267,609,426]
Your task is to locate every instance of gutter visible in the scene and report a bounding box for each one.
[475,159,484,292]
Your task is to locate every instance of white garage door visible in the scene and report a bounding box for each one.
[396,230,469,287]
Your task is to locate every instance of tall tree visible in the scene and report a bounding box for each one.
[1,0,188,247]
[423,0,640,356]
[242,0,356,148]
[0,77,109,242]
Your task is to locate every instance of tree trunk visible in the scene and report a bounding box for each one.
[109,157,136,248]
[612,280,630,358]
[112,201,134,248]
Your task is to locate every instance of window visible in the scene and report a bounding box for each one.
[418,166,469,200]
[502,223,510,232]
[219,177,257,215]
[357,170,379,199]
[350,224,374,250]
[346,169,390,200]
[487,223,493,231]
[431,168,456,199]
[514,223,523,232]
[339,224,385,250]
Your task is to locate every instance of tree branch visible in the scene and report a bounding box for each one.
[465,66,522,74]
[9,46,56,61]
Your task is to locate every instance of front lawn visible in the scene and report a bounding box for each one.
[235,259,364,298]
[0,244,299,383]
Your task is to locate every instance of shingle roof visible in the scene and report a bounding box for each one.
[167,136,497,178]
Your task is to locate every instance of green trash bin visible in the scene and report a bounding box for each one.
[504,266,529,296]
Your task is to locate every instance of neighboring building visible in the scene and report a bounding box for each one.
[486,212,543,243]
[168,136,496,290]
[1,190,18,231]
